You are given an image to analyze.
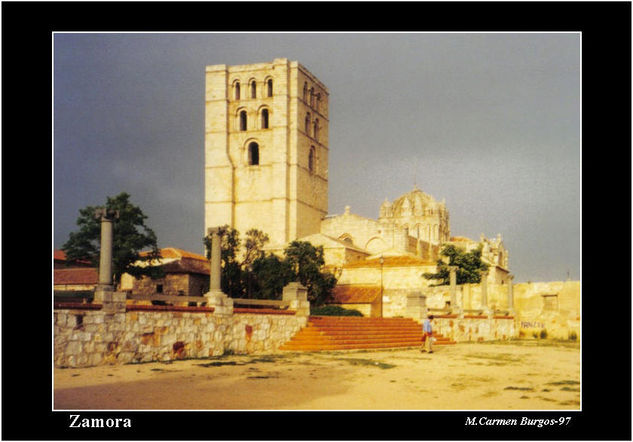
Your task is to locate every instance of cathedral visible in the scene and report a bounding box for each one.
[204,59,510,315]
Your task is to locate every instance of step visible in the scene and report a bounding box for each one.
[279,341,424,351]
[286,336,454,345]
[279,316,457,352]
[280,340,457,351]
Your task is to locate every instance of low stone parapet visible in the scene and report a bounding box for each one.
[54,307,308,368]
[431,314,516,342]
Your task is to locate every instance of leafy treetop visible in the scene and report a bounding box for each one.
[61,192,162,284]
[423,244,489,286]
[204,227,337,305]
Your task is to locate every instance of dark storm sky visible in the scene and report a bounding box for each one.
[53,32,580,283]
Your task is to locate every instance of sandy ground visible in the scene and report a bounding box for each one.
[54,340,580,411]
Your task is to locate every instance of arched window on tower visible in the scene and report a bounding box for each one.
[250,80,256,99]
[261,108,269,129]
[310,87,315,107]
[308,146,316,173]
[313,119,319,140]
[239,110,247,131]
[267,79,273,97]
[303,82,308,101]
[248,142,259,166]
[305,113,311,135]
[234,81,241,100]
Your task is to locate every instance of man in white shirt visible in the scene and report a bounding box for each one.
[421,315,434,353]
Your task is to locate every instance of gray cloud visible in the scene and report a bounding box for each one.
[54,32,580,282]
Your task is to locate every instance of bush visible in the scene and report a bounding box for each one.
[568,331,578,341]
[539,329,548,339]
[310,305,363,317]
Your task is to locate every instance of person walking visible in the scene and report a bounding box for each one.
[421,314,434,353]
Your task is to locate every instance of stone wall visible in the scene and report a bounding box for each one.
[54,307,307,368]
[513,280,580,340]
[432,315,516,342]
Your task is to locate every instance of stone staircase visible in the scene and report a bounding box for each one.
[279,316,456,351]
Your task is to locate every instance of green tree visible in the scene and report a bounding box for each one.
[61,192,162,284]
[423,244,489,286]
[203,230,337,304]
[249,254,294,300]
[284,241,338,306]
[242,229,270,298]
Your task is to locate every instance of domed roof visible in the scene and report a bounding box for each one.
[391,186,437,214]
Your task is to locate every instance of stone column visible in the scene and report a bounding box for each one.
[507,274,515,312]
[98,215,114,288]
[94,208,118,305]
[282,282,310,316]
[480,268,490,312]
[448,266,458,312]
[208,227,222,291]
[204,227,233,315]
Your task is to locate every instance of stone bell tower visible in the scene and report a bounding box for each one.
[204,59,329,249]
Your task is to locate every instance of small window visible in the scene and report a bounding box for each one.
[305,113,311,134]
[310,88,315,107]
[308,146,315,173]
[313,119,319,140]
[542,294,558,311]
[157,284,163,294]
[250,80,256,98]
[234,82,241,100]
[261,109,269,129]
[267,79,273,97]
[303,82,308,101]
[239,110,247,131]
[248,142,260,166]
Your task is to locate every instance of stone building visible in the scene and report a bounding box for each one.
[53,250,98,292]
[119,248,210,297]
[204,59,513,316]
[445,234,510,284]
[54,267,98,292]
[320,187,449,261]
[204,59,329,250]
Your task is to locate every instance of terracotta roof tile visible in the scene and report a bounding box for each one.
[449,236,472,242]
[140,247,208,262]
[162,257,210,275]
[54,249,92,266]
[136,248,210,275]
[343,255,436,268]
[54,268,98,285]
[329,285,381,304]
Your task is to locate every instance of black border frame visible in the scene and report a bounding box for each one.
[2,1,631,440]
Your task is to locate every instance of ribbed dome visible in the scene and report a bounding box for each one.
[390,187,437,217]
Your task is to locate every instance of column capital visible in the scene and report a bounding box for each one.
[447,265,459,272]
[207,226,223,235]
[507,273,515,281]
[94,207,119,221]
[480,268,489,276]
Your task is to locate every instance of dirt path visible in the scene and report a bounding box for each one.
[54,341,580,410]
